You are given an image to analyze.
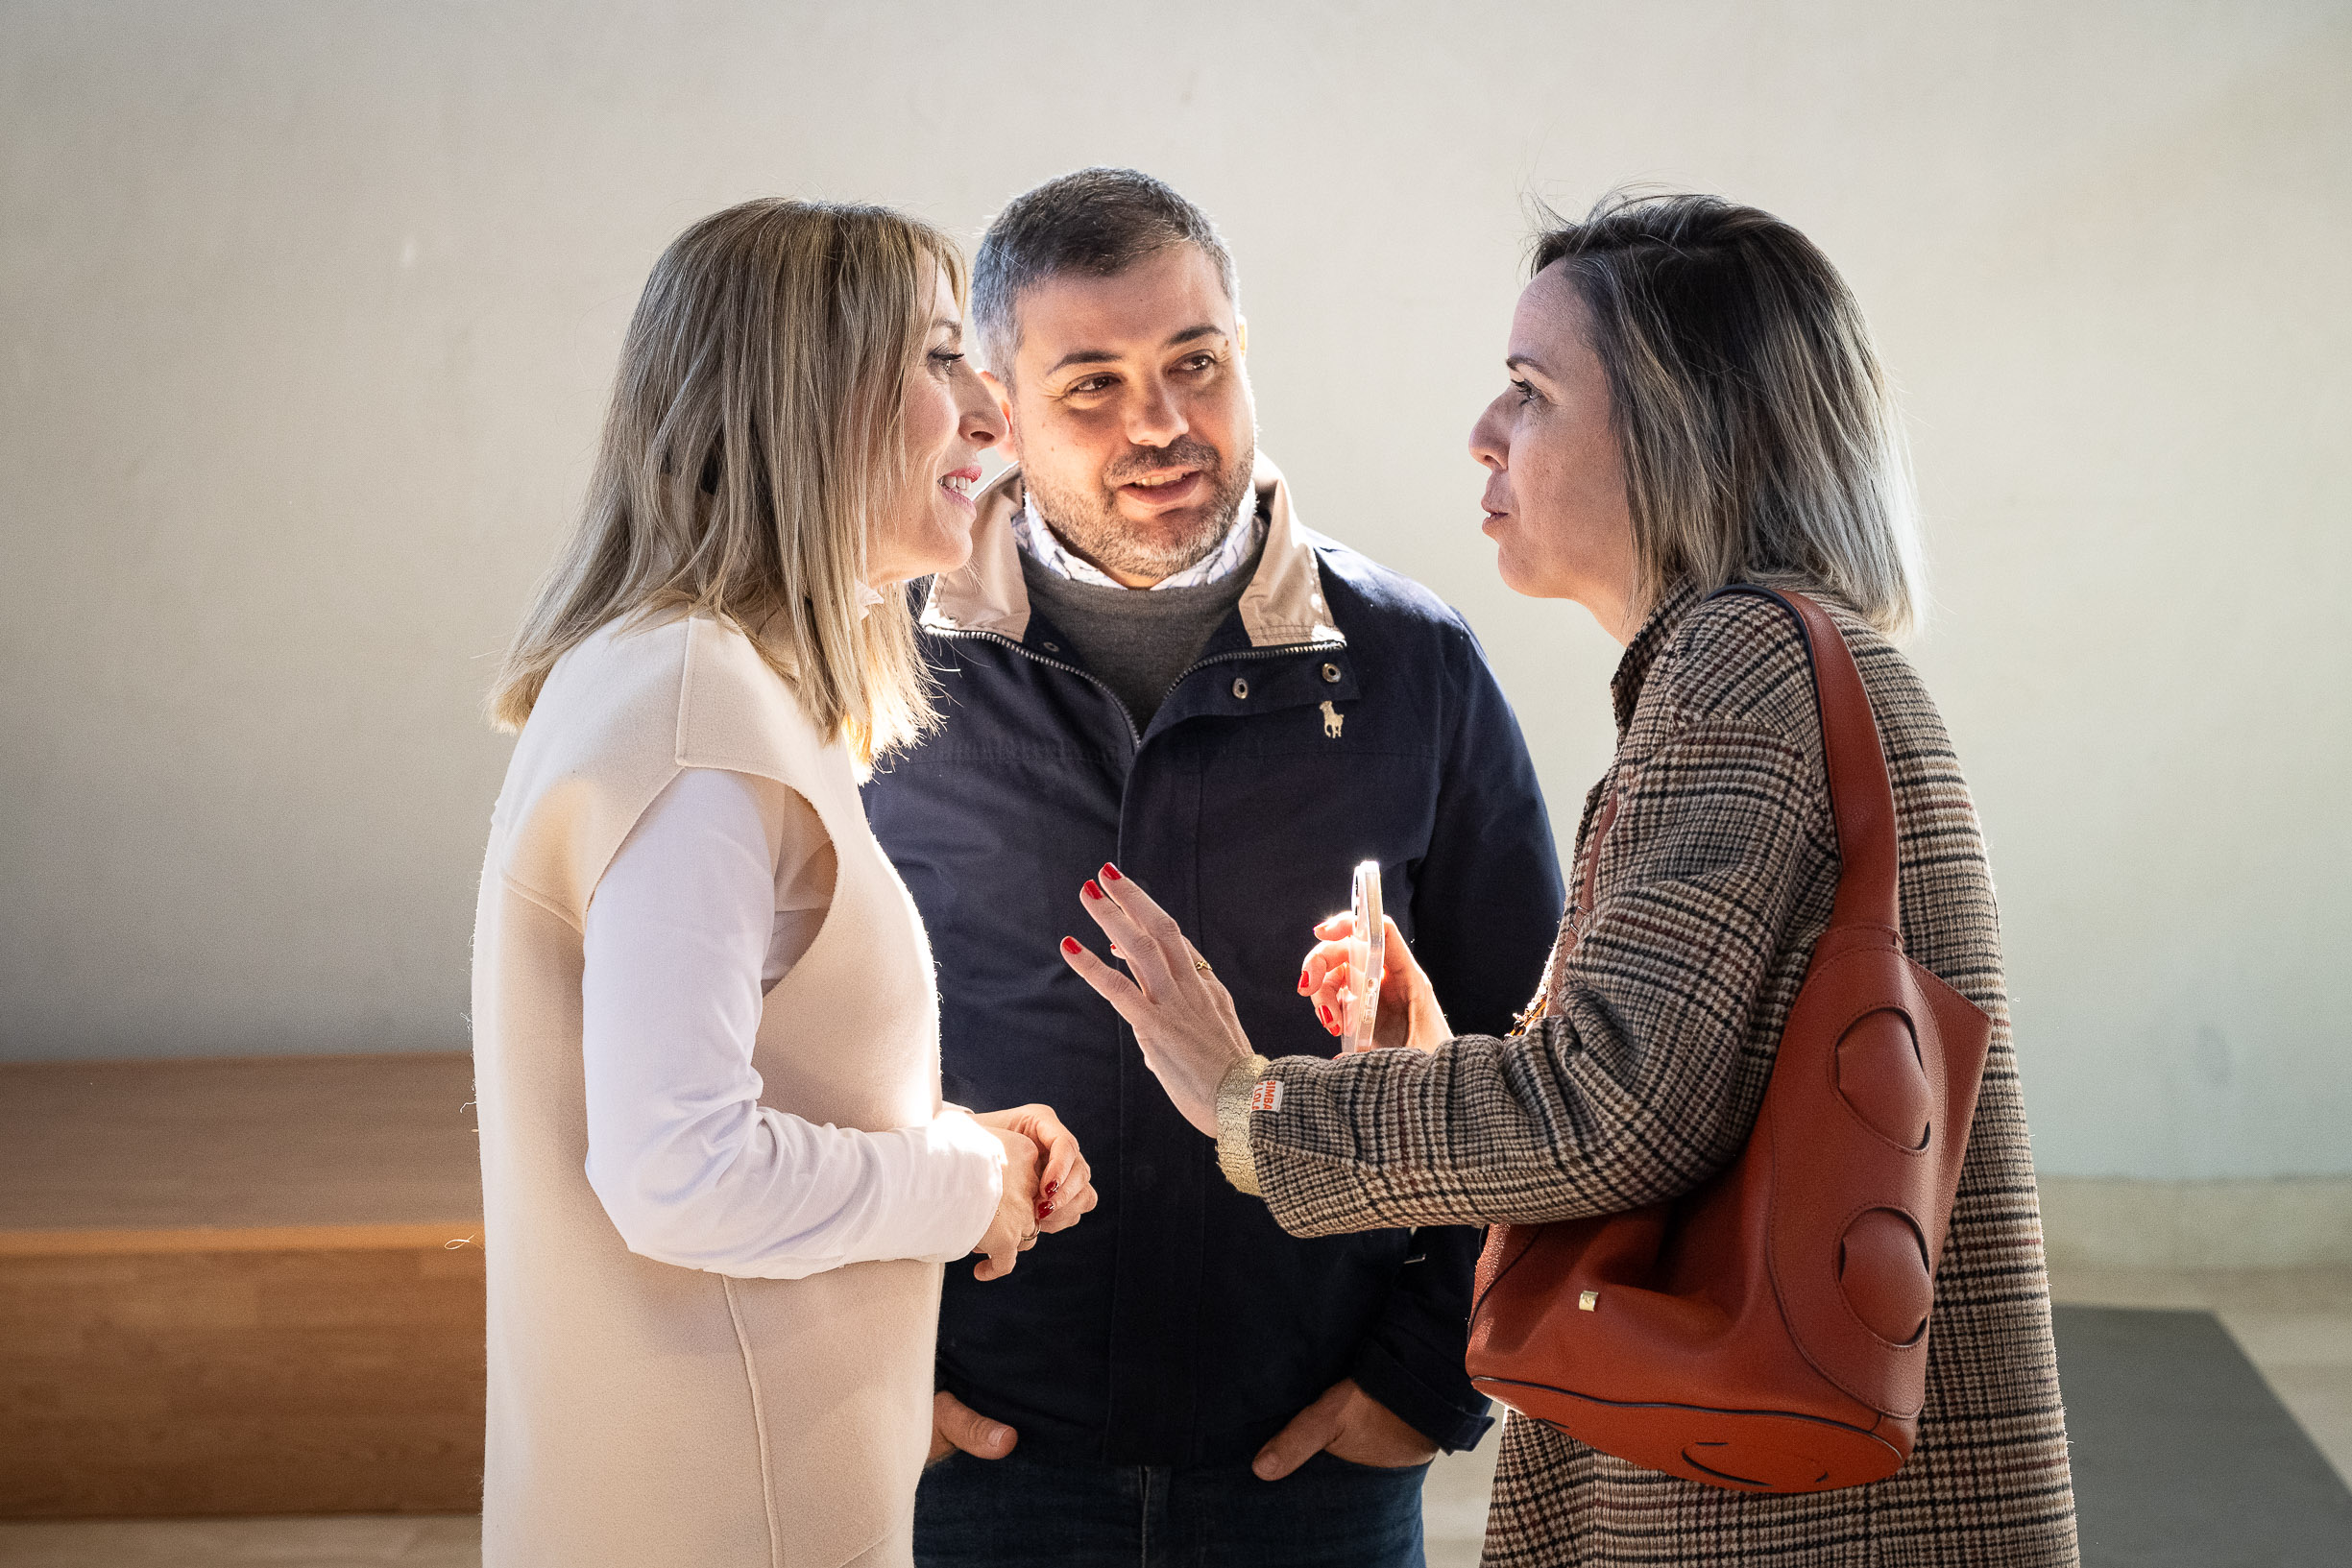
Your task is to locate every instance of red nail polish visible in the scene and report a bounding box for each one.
[1061,936,1081,955]
[1101,863,1123,881]
[1297,968,1310,992]
[1035,1201,1052,1219]
[1082,880,1103,901]
[1043,1181,1058,1199]
[1318,1004,1332,1025]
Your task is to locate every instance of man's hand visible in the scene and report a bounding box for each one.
[926,1388,1018,1466]
[1250,1378,1440,1481]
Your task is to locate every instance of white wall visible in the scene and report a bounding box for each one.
[2,0,2345,1179]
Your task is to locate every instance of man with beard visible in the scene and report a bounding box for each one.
[863,169,1563,1566]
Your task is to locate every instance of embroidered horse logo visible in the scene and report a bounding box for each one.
[1320,701,1345,739]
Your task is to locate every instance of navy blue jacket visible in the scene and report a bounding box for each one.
[862,463,1563,1467]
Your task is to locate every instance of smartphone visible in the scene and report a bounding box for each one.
[1344,859,1386,1053]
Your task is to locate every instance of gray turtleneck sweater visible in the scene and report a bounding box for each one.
[1018,535,1266,727]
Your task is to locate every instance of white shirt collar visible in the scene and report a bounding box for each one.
[1012,486,1263,591]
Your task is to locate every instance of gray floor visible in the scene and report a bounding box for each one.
[1422,1433,1504,1568]
[5,1266,2347,1568]
[0,1459,1503,1568]
[2058,1306,2352,1567]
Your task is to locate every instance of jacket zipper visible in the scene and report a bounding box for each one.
[929,627,1144,748]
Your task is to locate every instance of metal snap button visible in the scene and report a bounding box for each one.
[1231,677,1250,700]
[1321,663,1341,684]
[1041,641,1060,653]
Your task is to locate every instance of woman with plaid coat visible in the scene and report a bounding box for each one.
[1060,193,2080,1566]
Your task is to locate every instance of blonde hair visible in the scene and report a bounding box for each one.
[1533,192,1923,637]
[489,199,964,763]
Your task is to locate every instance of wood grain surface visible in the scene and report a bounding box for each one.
[0,1055,488,1518]
[0,1054,481,1235]
[1,1245,486,1517]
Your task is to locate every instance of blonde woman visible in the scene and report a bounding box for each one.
[473,200,1095,1568]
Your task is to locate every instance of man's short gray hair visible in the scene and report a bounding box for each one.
[972,168,1238,379]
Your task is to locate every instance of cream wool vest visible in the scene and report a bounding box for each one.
[472,612,944,1568]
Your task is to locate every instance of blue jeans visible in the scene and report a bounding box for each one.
[914,1447,1430,1568]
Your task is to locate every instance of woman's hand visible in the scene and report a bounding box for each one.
[974,1103,1098,1234]
[1297,912,1451,1053]
[969,1123,1039,1280]
[1059,863,1255,1138]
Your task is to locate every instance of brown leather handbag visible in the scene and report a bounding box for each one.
[1464,587,1994,1494]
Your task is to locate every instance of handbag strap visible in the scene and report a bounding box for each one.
[1707,586,1900,936]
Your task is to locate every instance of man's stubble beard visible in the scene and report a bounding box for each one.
[1022,431,1258,583]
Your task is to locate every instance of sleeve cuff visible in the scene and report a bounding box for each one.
[1214,1054,1272,1196]
[921,1107,1006,1262]
[1350,1337,1496,1453]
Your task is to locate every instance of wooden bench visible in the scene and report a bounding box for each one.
[0,1054,484,1518]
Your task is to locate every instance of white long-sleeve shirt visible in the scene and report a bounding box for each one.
[580,766,1003,1280]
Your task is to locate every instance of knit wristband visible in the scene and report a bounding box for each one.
[1214,1053,1272,1196]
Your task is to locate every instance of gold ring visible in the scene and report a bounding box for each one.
[1192,954,1215,976]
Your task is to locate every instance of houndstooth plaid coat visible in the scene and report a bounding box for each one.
[1230,584,2080,1566]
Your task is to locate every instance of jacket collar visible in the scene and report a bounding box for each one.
[921,453,1344,650]
[1610,578,1703,733]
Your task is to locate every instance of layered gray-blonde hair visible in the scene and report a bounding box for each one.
[1534,192,1923,636]
[489,198,962,764]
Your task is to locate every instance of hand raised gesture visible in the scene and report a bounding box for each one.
[1058,863,1254,1138]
